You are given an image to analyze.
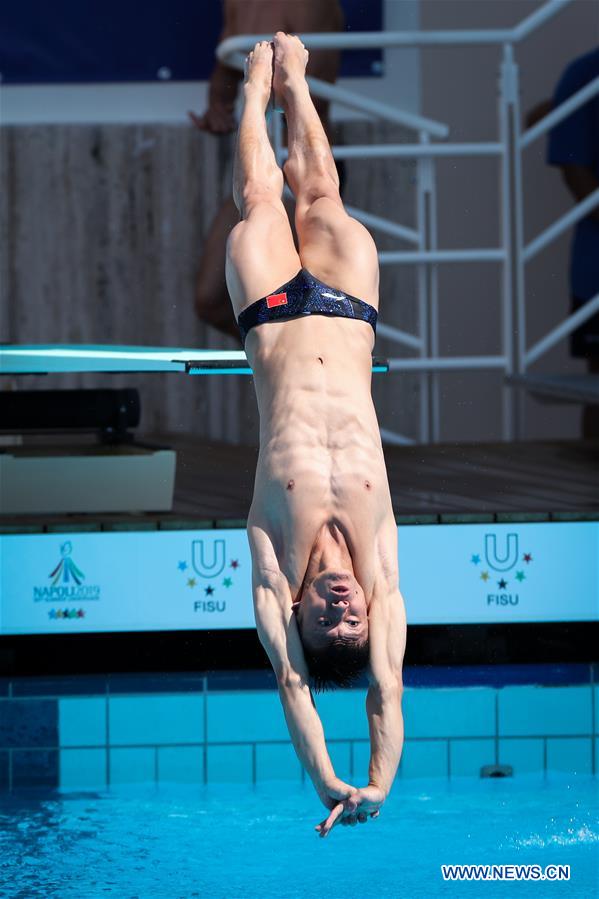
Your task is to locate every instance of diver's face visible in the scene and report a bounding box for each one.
[294,569,368,649]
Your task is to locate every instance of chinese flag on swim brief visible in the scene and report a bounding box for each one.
[266,292,288,308]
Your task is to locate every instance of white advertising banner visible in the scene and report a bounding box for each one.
[0,522,597,634]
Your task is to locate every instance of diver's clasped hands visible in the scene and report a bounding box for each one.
[315,779,385,838]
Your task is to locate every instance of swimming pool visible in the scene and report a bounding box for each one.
[2,775,597,899]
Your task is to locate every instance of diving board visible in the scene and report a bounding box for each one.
[0,345,389,375]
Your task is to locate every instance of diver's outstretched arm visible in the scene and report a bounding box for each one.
[253,568,354,805]
[365,582,407,797]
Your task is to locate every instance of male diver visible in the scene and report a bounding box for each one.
[225,34,406,837]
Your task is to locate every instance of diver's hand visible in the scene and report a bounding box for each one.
[316,776,357,811]
[315,785,386,838]
[188,104,236,134]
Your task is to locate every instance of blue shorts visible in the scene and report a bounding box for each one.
[236,268,378,347]
[571,295,599,359]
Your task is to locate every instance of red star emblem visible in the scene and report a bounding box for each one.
[230,559,239,569]
[523,553,533,563]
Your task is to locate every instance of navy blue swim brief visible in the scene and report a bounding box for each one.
[236,268,378,346]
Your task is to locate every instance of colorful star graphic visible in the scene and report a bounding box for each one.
[205,585,215,596]
[523,553,533,563]
[498,579,508,589]
[223,577,233,588]
[480,571,490,582]
[230,559,240,570]
[186,577,197,588]
[471,554,481,565]
[77,609,85,617]
[515,571,526,582]
[49,609,56,619]
[178,561,188,572]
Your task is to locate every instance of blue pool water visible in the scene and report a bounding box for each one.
[1,776,597,899]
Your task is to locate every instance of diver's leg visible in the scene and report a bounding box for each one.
[274,33,341,215]
[273,32,378,308]
[226,41,300,315]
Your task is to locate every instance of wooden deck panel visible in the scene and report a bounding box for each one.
[166,435,598,519]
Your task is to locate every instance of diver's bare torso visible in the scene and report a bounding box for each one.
[243,311,395,603]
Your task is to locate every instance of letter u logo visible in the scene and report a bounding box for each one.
[484,533,518,572]
[192,539,226,578]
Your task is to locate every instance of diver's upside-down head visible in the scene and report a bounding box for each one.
[292,567,370,692]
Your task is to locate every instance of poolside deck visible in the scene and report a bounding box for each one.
[166,435,599,522]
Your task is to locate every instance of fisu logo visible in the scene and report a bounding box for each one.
[191,539,226,578]
[484,533,518,572]
[470,532,535,605]
[177,539,240,614]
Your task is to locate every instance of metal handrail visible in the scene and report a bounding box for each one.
[388,356,507,372]
[512,0,573,40]
[525,292,599,366]
[280,143,503,159]
[379,249,505,265]
[305,75,448,138]
[342,203,419,244]
[376,322,422,351]
[523,187,599,262]
[216,0,572,57]
[217,42,448,137]
[520,75,599,148]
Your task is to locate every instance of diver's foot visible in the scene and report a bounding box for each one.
[273,32,309,107]
[244,41,274,109]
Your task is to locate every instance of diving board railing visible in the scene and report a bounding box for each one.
[217,0,598,444]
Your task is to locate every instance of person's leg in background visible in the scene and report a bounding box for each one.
[195,196,244,341]
[570,295,599,439]
[583,356,599,438]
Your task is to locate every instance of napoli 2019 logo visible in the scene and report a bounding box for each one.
[32,541,100,620]
[470,532,535,607]
[49,541,85,585]
[177,539,240,614]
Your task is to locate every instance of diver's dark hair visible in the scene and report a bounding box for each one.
[301,638,370,693]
